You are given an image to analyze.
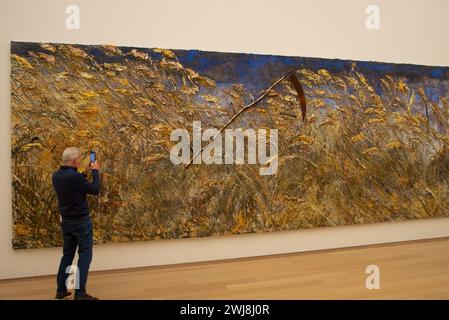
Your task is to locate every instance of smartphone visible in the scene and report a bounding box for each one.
[90,151,96,163]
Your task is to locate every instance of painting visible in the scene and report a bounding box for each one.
[11,41,449,249]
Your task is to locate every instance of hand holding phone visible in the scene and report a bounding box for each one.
[89,151,100,170]
[90,162,100,170]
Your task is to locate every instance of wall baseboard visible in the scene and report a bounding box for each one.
[2,217,449,280]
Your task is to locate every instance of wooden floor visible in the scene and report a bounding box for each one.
[1,237,449,299]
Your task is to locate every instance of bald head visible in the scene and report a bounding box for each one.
[62,147,82,166]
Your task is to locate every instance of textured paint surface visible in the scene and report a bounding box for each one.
[10,41,449,249]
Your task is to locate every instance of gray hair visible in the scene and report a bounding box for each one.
[62,147,81,164]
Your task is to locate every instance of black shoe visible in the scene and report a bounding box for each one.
[55,291,72,300]
[74,293,99,300]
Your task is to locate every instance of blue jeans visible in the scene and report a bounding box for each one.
[56,216,93,296]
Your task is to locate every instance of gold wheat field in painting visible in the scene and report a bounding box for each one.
[11,41,449,249]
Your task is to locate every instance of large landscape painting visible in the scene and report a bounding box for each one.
[11,41,449,249]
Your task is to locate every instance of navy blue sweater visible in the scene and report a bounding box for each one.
[52,166,100,221]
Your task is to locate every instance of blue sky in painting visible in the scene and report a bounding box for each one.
[11,41,449,102]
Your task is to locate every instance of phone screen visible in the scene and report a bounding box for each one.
[90,151,96,163]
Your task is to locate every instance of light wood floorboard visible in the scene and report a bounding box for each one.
[1,238,449,299]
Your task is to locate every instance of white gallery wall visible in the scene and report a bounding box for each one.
[1,0,449,280]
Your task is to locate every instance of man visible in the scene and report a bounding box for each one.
[52,147,100,300]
